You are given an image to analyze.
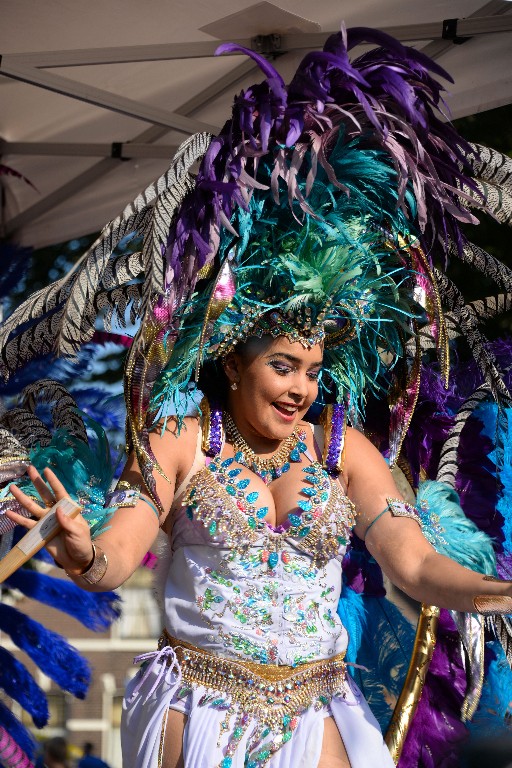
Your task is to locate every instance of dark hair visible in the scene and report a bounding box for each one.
[44,737,68,762]
[197,359,230,406]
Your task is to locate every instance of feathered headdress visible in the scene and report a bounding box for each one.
[1,22,512,768]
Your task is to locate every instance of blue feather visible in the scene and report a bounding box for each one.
[470,642,512,736]
[0,647,49,728]
[493,407,512,555]
[352,596,416,732]
[0,345,97,397]
[0,603,90,698]
[0,700,36,760]
[5,568,121,631]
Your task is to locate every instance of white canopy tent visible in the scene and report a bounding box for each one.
[1,0,512,249]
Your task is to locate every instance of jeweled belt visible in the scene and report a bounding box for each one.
[158,630,347,730]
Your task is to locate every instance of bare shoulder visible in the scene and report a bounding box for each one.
[149,415,200,477]
[344,426,393,485]
[344,426,384,461]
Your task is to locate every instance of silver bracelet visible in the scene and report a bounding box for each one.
[78,544,108,585]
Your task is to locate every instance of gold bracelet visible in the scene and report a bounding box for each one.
[79,544,108,585]
[472,594,512,616]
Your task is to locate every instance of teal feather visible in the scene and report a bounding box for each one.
[12,417,115,537]
[417,479,497,575]
[337,582,367,665]
[151,136,420,424]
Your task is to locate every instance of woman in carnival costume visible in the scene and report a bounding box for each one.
[2,24,512,768]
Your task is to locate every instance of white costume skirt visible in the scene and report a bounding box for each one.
[121,646,395,768]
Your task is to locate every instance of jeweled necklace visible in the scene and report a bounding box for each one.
[223,411,307,484]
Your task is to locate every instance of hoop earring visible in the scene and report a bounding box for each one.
[231,382,238,391]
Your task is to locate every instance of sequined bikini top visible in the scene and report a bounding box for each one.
[181,429,356,569]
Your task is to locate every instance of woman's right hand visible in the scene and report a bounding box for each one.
[6,465,94,576]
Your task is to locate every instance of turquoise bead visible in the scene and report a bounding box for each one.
[237,478,250,489]
[297,500,312,512]
[289,447,301,462]
[256,507,269,519]
[288,513,301,527]
[220,758,232,768]
[268,552,279,568]
[246,491,259,503]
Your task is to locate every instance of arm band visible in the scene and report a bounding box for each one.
[363,498,422,540]
[139,494,160,519]
[363,506,389,540]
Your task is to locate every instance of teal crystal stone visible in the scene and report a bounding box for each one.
[297,500,312,512]
[235,451,244,463]
[226,485,236,495]
[246,491,259,504]
[237,478,250,490]
[297,441,307,452]
[320,492,329,502]
[247,516,256,529]
[209,520,217,535]
[186,506,194,520]
[299,526,310,537]
[256,507,269,519]
[289,447,301,462]
[268,552,279,568]
[288,513,301,527]
[221,458,235,467]
[228,468,242,478]
[220,758,232,768]
[301,487,316,497]
[282,462,290,473]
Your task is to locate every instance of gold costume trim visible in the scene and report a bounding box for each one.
[159,631,347,730]
[384,604,440,764]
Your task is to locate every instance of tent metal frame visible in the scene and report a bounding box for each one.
[1,0,511,241]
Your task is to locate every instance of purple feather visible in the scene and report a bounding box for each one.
[399,610,469,767]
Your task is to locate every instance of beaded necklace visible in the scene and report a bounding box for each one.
[223,411,307,484]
